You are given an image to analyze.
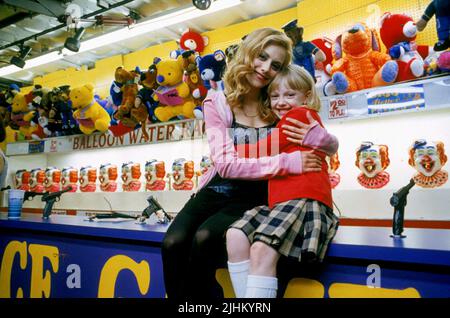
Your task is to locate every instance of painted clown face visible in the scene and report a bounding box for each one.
[358,144,384,178]
[411,141,443,177]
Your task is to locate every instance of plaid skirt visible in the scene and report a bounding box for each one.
[230,198,339,262]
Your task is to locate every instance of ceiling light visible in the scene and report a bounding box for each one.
[64,27,86,52]
[0,0,242,77]
[10,45,32,68]
[193,0,212,10]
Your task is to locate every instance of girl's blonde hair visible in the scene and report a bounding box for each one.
[223,28,293,121]
[268,64,321,111]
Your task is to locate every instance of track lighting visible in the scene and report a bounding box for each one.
[10,45,32,68]
[64,27,86,52]
[193,0,212,10]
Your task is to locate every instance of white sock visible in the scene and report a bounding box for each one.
[245,275,278,298]
[227,260,250,298]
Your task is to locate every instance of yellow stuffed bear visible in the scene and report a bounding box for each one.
[153,55,196,122]
[10,93,37,139]
[70,83,110,135]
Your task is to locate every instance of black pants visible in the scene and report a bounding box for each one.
[161,185,267,299]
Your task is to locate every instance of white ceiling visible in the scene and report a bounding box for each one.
[0,0,297,87]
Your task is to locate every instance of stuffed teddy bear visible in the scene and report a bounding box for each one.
[179,29,209,54]
[329,22,398,94]
[380,12,430,82]
[181,50,208,119]
[10,93,37,139]
[136,62,159,123]
[416,0,450,51]
[196,50,226,91]
[70,83,110,135]
[153,55,197,122]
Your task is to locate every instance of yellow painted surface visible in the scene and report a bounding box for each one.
[328,282,421,298]
[284,278,325,298]
[215,268,235,298]
[31,0,437,91]
[297,0,437,51]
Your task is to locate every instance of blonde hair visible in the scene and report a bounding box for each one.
[223,28,292,121]
[268,64,321,111]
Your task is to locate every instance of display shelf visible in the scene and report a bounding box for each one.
[14,190,194,214]
[319,74,450,123]
[5,118,205,156]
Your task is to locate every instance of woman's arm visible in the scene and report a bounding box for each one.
[281,111,339,156]
[203,94,321,180]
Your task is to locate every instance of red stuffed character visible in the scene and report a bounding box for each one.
[179,29,209,54]
[380,12,431,82]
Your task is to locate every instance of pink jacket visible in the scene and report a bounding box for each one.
[198,91,338,190]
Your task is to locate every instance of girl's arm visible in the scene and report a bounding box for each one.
[282,111,339,156]
[203,94,319,180]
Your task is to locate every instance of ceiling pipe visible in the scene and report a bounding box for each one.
[0,0,136,51]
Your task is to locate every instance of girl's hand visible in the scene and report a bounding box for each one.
[302,150,322,172]
[281,112,318,145]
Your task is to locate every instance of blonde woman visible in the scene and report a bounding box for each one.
[162,28,338,299]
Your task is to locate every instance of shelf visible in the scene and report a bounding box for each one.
[6,118,205,156]
[319,74,450,123]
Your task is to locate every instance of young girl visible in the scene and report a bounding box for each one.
[226,64,339,298]
[162,28,338,299]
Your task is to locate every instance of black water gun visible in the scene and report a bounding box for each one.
[42,186,72,219]
[390,179,415,238]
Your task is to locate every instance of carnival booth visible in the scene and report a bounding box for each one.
[1,0,449,298]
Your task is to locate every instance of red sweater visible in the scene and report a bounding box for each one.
[243,107,332,209]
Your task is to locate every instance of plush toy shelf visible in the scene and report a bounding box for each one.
[6,118,205,156]
[319,73,450,123]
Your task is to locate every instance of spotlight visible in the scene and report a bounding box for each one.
[10,45,32,68]
[64,27,85,52]
[193,0,212,10]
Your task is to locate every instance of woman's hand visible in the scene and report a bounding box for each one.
[281,112,318,145]
[302,150,322,172]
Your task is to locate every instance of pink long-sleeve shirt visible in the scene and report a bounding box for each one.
[198,91,338,190]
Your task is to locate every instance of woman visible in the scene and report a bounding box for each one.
[162,28,338,299]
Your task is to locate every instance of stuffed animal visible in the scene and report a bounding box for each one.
[196,50,227,91]
[168,158,195,191]
[153,55,197,122]
[329,22,398,94]
[311,37,334,95]
[70,83,111,135]
[57,85,78,135]
[44,167,62,192]
[10,93,37,139]
[408,139,448,188]
[14,169,30,191]
[29,168,45,193]
[179,29,209,54]
[121,162,141,191]
[380,12,431,82]
[99,163,118,192]
[282,19,326,80]
[136,63,159,123]
[79,166,97,192]
[424,50,450,74]
[416,0,450,51]
[355,142,390,189]
[61,167,78,192]
[181,50,208,119]
[145,160,166,191]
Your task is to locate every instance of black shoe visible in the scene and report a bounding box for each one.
[434,39,450,52]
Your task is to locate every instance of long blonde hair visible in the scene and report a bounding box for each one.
[268,64,321,111]
[223,28,292,121]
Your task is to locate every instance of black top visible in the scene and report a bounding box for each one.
[206,115,276,200]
